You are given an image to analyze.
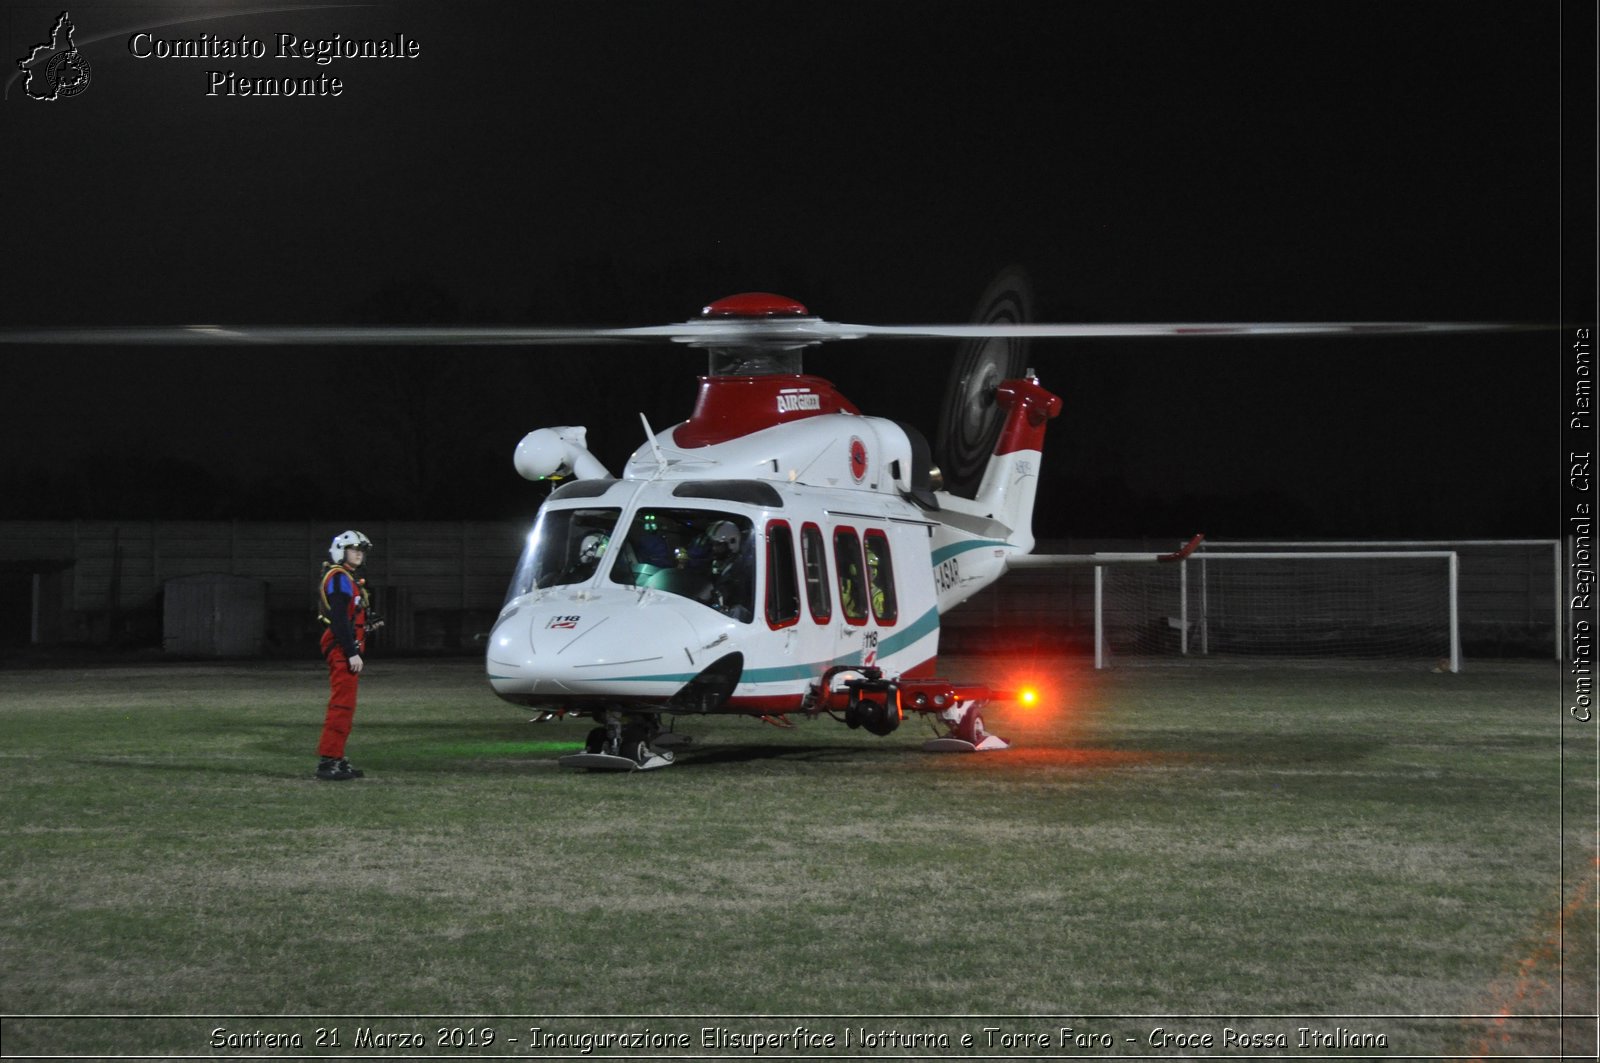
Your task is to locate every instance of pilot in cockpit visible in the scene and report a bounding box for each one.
[560,531,609,583]
[699,519,752,621]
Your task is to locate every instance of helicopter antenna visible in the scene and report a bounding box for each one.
[639,412,669,473]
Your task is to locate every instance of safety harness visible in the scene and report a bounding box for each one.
[317,562,369,625]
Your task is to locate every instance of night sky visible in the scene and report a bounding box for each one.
[1,2,1585,539]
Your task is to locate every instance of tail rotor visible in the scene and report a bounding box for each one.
[933,267,1034,496]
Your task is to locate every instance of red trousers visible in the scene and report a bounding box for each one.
[318,631,362,758]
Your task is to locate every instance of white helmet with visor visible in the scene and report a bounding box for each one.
[329,529,373,564]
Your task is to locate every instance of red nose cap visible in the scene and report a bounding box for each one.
[701,292,811,318]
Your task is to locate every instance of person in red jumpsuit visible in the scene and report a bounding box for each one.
[316,530,382,781]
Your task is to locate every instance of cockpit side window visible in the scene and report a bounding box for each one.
[608,507,755,622]
[503,507,621,605]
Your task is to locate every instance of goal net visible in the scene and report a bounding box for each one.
[1095,551,1461,670]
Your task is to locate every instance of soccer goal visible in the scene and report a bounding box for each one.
[1094,551,1462,671]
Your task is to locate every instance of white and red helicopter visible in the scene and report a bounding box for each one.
[491,285,1078,769]
[464,280,1484,771]
[0,277,1499,770]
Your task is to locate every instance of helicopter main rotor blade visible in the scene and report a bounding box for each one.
[0,324,683,346]
[0,320,873,347]
[839,321,1516,339]
[0,318,1515,347]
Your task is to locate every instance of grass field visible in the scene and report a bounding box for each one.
[0,654,1593,1059]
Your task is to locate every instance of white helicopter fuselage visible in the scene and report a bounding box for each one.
[486,372,1057,718]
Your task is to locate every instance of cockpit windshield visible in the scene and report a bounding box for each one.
[608,507,756,622]
[503,507,621,605]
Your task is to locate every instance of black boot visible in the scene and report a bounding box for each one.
[315,756,356,781]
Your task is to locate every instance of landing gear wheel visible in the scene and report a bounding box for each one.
[620,724,669,768]
[585,726,607,755]
[923,702,1011,753]
[954,710,988,746]
[624,739,673,767]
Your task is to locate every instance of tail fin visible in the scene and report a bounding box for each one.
[971,376,1062,554]
[928,375,1062,614]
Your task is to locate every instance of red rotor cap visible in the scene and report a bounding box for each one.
[700,293,811,318]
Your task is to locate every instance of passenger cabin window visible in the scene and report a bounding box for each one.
[608,507,755,622]
[833,528,868,624]
[765,522,800,628]
[800,523,831,622]
[863,530,898,624]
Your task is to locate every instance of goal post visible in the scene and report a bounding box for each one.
[1094,551,1462,671]
[1199,539,1560,661]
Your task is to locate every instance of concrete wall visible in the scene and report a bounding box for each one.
[0,523,1561,658]
[0,520,528,654]
[162,574,268,657]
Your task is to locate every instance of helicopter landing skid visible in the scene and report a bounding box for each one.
[923,734,1011,753]
[558,750,675,772]
[562,713,676,771]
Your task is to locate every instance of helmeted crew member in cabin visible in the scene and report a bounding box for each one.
[315,529,383,781]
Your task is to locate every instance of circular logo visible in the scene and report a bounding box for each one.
[848,437,868,483]
[46,50,92,98]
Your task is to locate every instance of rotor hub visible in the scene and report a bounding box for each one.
[700,293,811,319]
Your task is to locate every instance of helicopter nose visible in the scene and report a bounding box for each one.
[485,595,727,704]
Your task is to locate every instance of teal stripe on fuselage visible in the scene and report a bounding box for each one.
[930,539,1010,566]
[599,605,941,687]
[878,602,940,658]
